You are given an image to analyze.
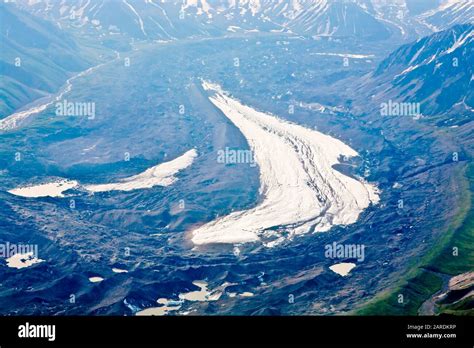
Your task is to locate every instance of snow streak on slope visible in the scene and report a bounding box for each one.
[123,0,147,36]
[0,54,117,131]
[15,0,392,40]
[84,149,197,192]
[192,82,379,246]
[418,0,474,32]
[7,149,197,197]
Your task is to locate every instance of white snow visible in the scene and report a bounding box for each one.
[122,0,147,36]
[227,25,242,32]
[417,0,474,32]
[6,252,44,269]
[148,0,176,30]
[149,15,173,39]
[445,29,474,54]
[0,59,111,131]
[394,64,420,78]
[84,149,197,192]
[191,82,379,246]
[329,262,356,276]
[7,150,196,197]
[8,180,79,198]
[112,268,128,273]
[0,103,49,131]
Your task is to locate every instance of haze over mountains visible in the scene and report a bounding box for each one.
[0,0,473,316]
[0,3,95,115]
[2,0,472,117]
[12,0,474,41]
[362,23,473,117]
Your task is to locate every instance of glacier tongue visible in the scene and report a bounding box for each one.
[191,81,380,247]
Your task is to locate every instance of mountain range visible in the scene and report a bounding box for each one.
[365,23,473,118]
[12,0,473,41]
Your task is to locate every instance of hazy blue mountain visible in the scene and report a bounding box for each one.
[354,0,472,40]
[0,3,93,117]
[404,0,441,16]
[13,0,474,43]
[286,0,391,39]
[14,0,395,40]
[417,0,474,31]
[370,24,473,116]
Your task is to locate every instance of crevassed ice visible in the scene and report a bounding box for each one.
[192,81,380,246]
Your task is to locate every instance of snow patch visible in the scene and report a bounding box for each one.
[6,252,44,269]
[84,149,197,193]
[329,262,356,276]
[8,180,79,198]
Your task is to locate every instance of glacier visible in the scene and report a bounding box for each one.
[191,81,380,246]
